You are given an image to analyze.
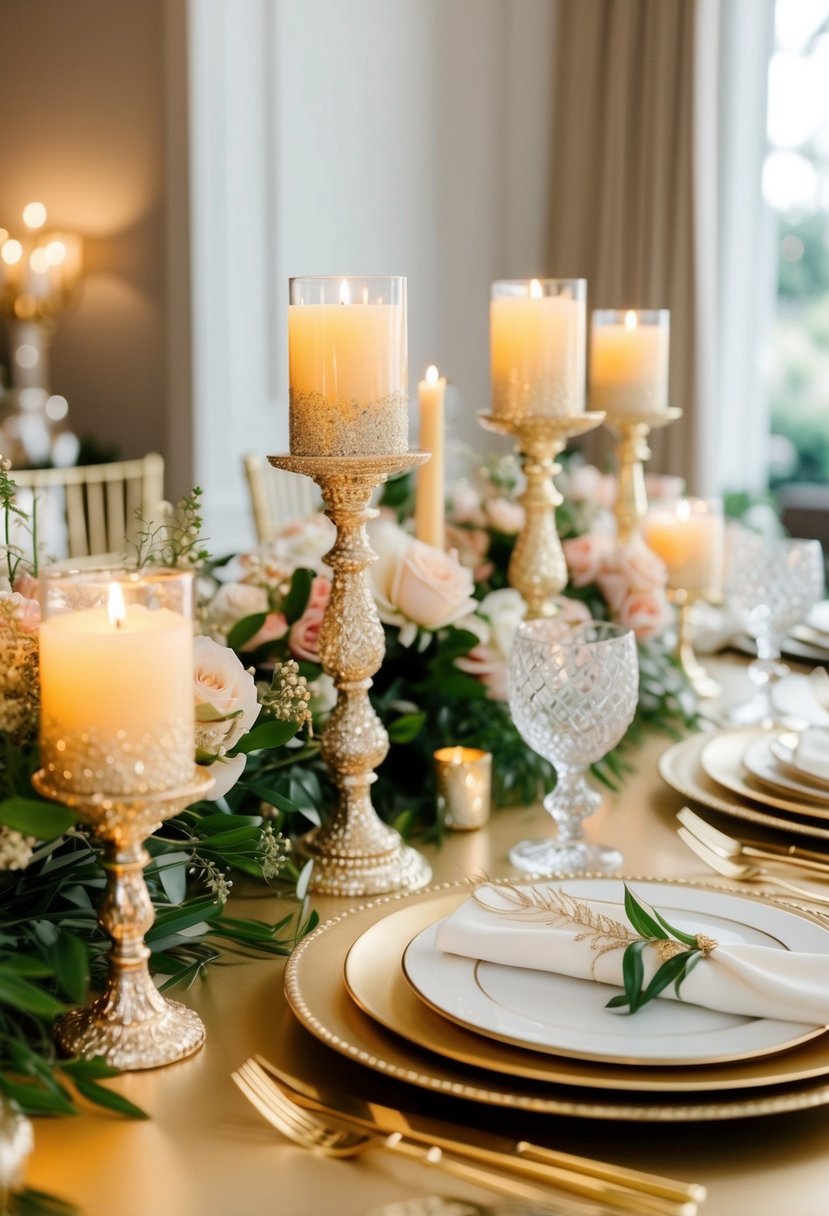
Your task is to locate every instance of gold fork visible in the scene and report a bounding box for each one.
[231,1059,655,1216]
[678,827,829,905]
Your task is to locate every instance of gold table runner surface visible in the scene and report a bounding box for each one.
[25,656,829,1216]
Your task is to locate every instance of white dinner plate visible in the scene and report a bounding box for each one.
[772,674,829,729]
[808,602,829,636]
[742,735,829,805]
[701,731,829,820]
[398,878,827,1067]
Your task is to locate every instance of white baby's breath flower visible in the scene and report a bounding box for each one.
[0,828,35,872]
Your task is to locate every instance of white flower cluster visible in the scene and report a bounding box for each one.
[0,827,35,872]
[258,823,291,880]
[264,659,311,725]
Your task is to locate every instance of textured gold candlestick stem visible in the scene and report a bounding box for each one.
[668,587,722,700]
[31,769,214,1069]
[478,413,605,619]
[269,453,432,897]
[607,408,683,543]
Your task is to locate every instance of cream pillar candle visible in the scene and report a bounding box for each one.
[590,309,670,415]
[414,364,446,548]
[39,573,195,795]
[288,275,408,457]
[490,278,586,420]
[644,498,724,594]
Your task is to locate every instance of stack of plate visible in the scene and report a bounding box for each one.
[660,723,829,843]
[283,877,829,1123]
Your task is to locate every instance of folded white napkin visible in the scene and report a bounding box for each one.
[435,884,829,1025]
[794,728,829,783]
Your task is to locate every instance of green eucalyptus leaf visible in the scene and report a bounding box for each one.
[652,908,699,949]
[227,612,269,652]
[0,799,77,839]
[284,568,314,623]
[153,851,190,904]
[50,932,89,1003]
[620,938,647,1012]
[387,713,427,744]
[623,885,668,941]
[70,1075,148,1119]
[0,969,68,1016]
[239,781,301,815]
[640,950,698,1005]
[231,719,298,755]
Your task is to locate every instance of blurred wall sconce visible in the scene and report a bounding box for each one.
[0,202,83,467]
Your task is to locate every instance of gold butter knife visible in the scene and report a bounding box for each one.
[256,1055,704,1215]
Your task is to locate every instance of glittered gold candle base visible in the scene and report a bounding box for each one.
[606,407,683,544]
[33,768,214,1070]
[289,390,409,458]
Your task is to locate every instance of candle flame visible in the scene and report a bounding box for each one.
[107,582,126,628]
[426,364,439,385]
[624,310,638,331]
[530,279,543,299]
[676,499,691,521]
[339,278,351,305]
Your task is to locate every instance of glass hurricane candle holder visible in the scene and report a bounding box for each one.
[34,568,212,1070]
[590,309,670,416]
[490,278,586,420]
[508,620,638,875]
[644,498,725,699]
[434,746,492,831]
[726,535,825,724]
[288,275,408,458]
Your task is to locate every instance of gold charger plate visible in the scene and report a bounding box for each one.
[658,732,829,843]
[344,889,828,1088]
[701,731,829,820]
[284,880,829,1121]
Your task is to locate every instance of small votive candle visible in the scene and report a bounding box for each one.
[590,309,670,415]
[434,746,492,831]
[644,497,725,595]
[288,275,408,458]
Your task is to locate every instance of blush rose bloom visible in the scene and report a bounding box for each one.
[567,464,617,509]
[485,497,525,536]
[194,635,260,754]
[614,541,667,592]
[617,589,672,641]
[368,519,477,645]
[240,611,288,652]
[456,641,509,701]
[563,534,614,588]
[287,576,331,663]
[271,512,336,573]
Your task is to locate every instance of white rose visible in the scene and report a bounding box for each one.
[477,587,526,657]
[207,582,269,635]
[271,512,336,572]
[367,518,411,620]
[308,673,337,717]
[193,636,260,752]
[202,754,247,801]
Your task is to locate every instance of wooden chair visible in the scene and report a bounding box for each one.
[243,454,319,544]
[12,453,165,559]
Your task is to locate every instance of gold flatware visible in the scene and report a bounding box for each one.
[231,1060,619,1216]
[677,827,829,906]
[677,808,829,876]
[256,1055,704,1214]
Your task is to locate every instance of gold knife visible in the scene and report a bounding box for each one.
[255,1055,705,1215]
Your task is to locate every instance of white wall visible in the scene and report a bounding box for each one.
[189,0,557,551]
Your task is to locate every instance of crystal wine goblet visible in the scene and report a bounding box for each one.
[508,619,639,875]
[726,535,824,725]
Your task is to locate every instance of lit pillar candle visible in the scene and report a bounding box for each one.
[490,278,586,419]
[39,572,195,796]
[590,309,670,415]
[288,275,408,457]
[414,364,446,548]
[644,498,724,594]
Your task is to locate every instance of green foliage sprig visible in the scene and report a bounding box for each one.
[606,886,711,1015]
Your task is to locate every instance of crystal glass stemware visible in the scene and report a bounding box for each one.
[726,536,824,724]
[508,620,639,875]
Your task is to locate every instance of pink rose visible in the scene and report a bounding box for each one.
[614,542,668,592]
[307,575,331,613]
[616,589,672,641]
[563,534,613,588]
[12,571,38,600]
[485,497,525,536]
[456,643,509,702]
[449,480,485,525]
[552,596,593,627]
[445,524,490,571]
[240,611,288,652]
[390,541,477,631]
[288,605,324,663]
[597,570,629,614]
[567,465,617,509]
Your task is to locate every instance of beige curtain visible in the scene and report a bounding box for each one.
[547,0,700,485]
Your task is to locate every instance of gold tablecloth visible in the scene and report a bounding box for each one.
[25,657,829,1216]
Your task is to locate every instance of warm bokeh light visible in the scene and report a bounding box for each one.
[45,395,69,422]
[624,310,638,330]
[45,240,67,266]
[29,248,50,274]
[15,344,40,370]
[425,364,439,384]
[530,278,543,299]
[22,201,47,230]
[1,239,23,266]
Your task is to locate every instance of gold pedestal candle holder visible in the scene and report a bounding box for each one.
[478,413,605,619]
[269,452,432,897]
[668,589,722,700]
[32,768,214,1069]
[607,408,683,543]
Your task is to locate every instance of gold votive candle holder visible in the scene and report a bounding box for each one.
[435,746,492,831]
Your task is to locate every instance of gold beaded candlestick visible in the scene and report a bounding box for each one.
[668,588,722,700]
[269,452,432,897]
[606,408,683,543]
[478,413,605,619]
[32,769,214,1069]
